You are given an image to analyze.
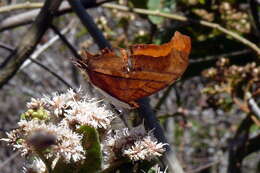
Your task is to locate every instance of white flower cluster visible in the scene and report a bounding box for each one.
[64,101,114,129]
[103,125,167,163]
[4,118,85,164]
[26,88,115,129]
[123,136,167,161]
[1,88,114,167]
[2,88,168,172]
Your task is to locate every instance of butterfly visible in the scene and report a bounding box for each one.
[74,31,191,108]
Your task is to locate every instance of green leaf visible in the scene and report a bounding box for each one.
[250,124,260,133]
[147,0,176,25]
[147,0,164,25]
[78,126,102,173]
[53,159,77,173]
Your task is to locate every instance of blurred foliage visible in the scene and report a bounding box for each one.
[147,0,176,25]
[203,58,259,113]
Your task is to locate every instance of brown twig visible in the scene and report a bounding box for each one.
[68,0,111,49]
[248,0,260,37]
[101,3,260,57]
[0,40,73,89]
[0,0,63,89]
[0,151,20,171]
[0,42,14,52]
[2,2,259,56]
[227,115,254,173]
[21,24,72,69]
[29,58,73,89]
[50,24,82,60]
[0,1,113,32]
[0,0,113,13]
[0,9,38,32]
[189,49,252,64]
[247,92,260,119]
[0,2,43,13]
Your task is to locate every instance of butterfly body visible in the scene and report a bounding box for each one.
[75,31,191,108]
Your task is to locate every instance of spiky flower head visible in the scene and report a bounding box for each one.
[2,87,167,172]
[1,88,115,170]
[103,125,167,163]
[123,135,167,161]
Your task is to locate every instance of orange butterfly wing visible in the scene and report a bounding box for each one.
[75,31,191,107]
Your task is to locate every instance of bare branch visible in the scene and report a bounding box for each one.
[21,25,72,70]
[248,0,260,37]
[0,42,13,52]
[190,49,252,64]
[0,0,63,88]
[29,58,73,89]
[0,1,113,32]
[68,0,111,49]
[0,151,20,171]
[0,2,42,13]
[228,116,253,173]
[247,92,260,119]
[102,3,260,57]
[0,28,73,89]
[2,2,259,57]
[0,0,113,14]
[0,9,37,31]
[138,98,184,173]
[50,24,82,60]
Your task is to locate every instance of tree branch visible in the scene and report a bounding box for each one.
[68,0,111,49]
[0,2,42,13]
[227,115,259,173]
[248,0,260,37]
[20,24,72,70]
[29,58,73,88]
[185,49,254,79]
[247,92,260,119]
[2,2,259,56]
[0,0,63,89]
[102,3,260,57]
[0,0,112,14]
[0,151,20,171]
[50,24,82,60]
[0,40,73,89]
[0,42,14,52]
[0,1,113,32]
[2,2,259,58]
[138,98,184,173]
